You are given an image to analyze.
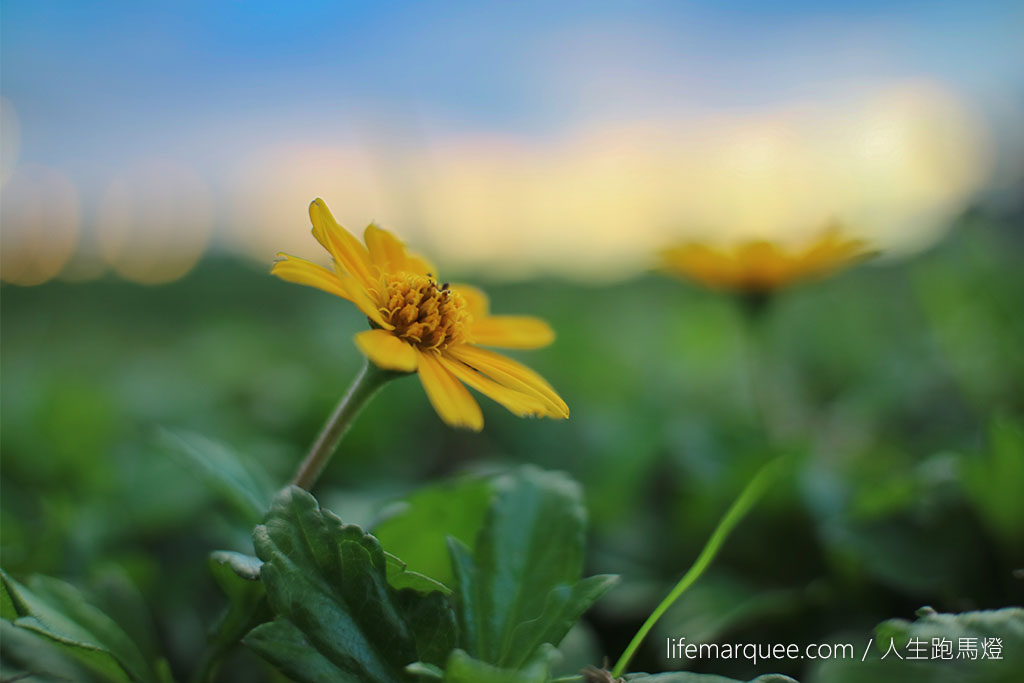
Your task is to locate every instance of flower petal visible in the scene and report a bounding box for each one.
[454,284,489,318]
[364,223,437,277]
[470,315,554,349]
[437,354,548,417]
[660,244,739,289]
[354,329,418,372]
[309,198,375,287]
[417,351,483,431]
[337,272,394,329]
[271,254,353,301]
[447,345,568,419]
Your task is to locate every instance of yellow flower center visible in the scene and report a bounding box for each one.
[379,273,470,350]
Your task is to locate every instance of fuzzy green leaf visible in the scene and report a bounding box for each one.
[243,486,458,683]
[450,466,617,669]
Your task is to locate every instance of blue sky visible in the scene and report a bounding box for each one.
[2,1,1021,283]
[4,0,1021,167]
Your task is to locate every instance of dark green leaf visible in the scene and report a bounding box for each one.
[1,619,94,683]
[450,466,617,668]
[1,569,156,682]
[243,486,458,683]
[1,569,22,621]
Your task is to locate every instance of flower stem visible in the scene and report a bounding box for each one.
[610,455,787,678]
[291,359,397,490]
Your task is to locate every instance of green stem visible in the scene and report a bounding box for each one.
[610,456,787,678]
[291,359,397,490]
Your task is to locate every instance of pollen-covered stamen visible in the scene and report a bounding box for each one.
[379,273,471,349]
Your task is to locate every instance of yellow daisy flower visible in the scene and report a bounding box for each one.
[272,198,568,432]
[659,226,871,292]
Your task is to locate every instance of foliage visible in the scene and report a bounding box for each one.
[1,213,1022,680]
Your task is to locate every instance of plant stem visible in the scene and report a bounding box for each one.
[291,359,397,490]
[610,456,787,678]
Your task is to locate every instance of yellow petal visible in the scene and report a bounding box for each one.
[403,253,438,277]
[437,354,548,417]
[364,223,437,277]
[309,199,375,288]
[447,345,568,419]
[271,254,353,302]
[454,284,489,317]
[736,241,789,288]
[470,316,555,349]
[417,351,483,431]
[336,272,394,329]
[354,329,417,372]
[661,244,738,289]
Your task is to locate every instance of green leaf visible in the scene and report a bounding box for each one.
[386,551,453,596]
[243,486,458,683]
[374,475,493,588]
[442,644,559,683]
[1,568,157,683]
[962,415,1024,550]
[195,551,270,682]
[1,570,22,621]
[450,466,617,669]
[158,428,273,524]
[1,619,91,683]
[210,550,263,582]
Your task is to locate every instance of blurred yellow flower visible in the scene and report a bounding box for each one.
[659,227,871,292]
[272,199,568,431]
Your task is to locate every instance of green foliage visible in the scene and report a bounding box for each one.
[243,486,458,682]
[2,215,1022,681]
[0,568,168,683]
[449,466,618,669]
[158,429,274,526]
[624,674,797,682]
[374,474,493,588]
[439,645,560,682]
[810,607,1024,683]
[960,416,1024,552]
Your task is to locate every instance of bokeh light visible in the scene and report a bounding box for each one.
[0,164,80,286]
[225,144,397,266]
[96,161,213,284]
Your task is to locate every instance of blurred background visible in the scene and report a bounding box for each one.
[2,1,1023,681]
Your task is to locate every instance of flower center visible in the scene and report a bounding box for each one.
[379,274,470,350]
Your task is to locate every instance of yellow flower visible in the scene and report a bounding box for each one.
[272,199,568,431]
[659,226,871,292]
